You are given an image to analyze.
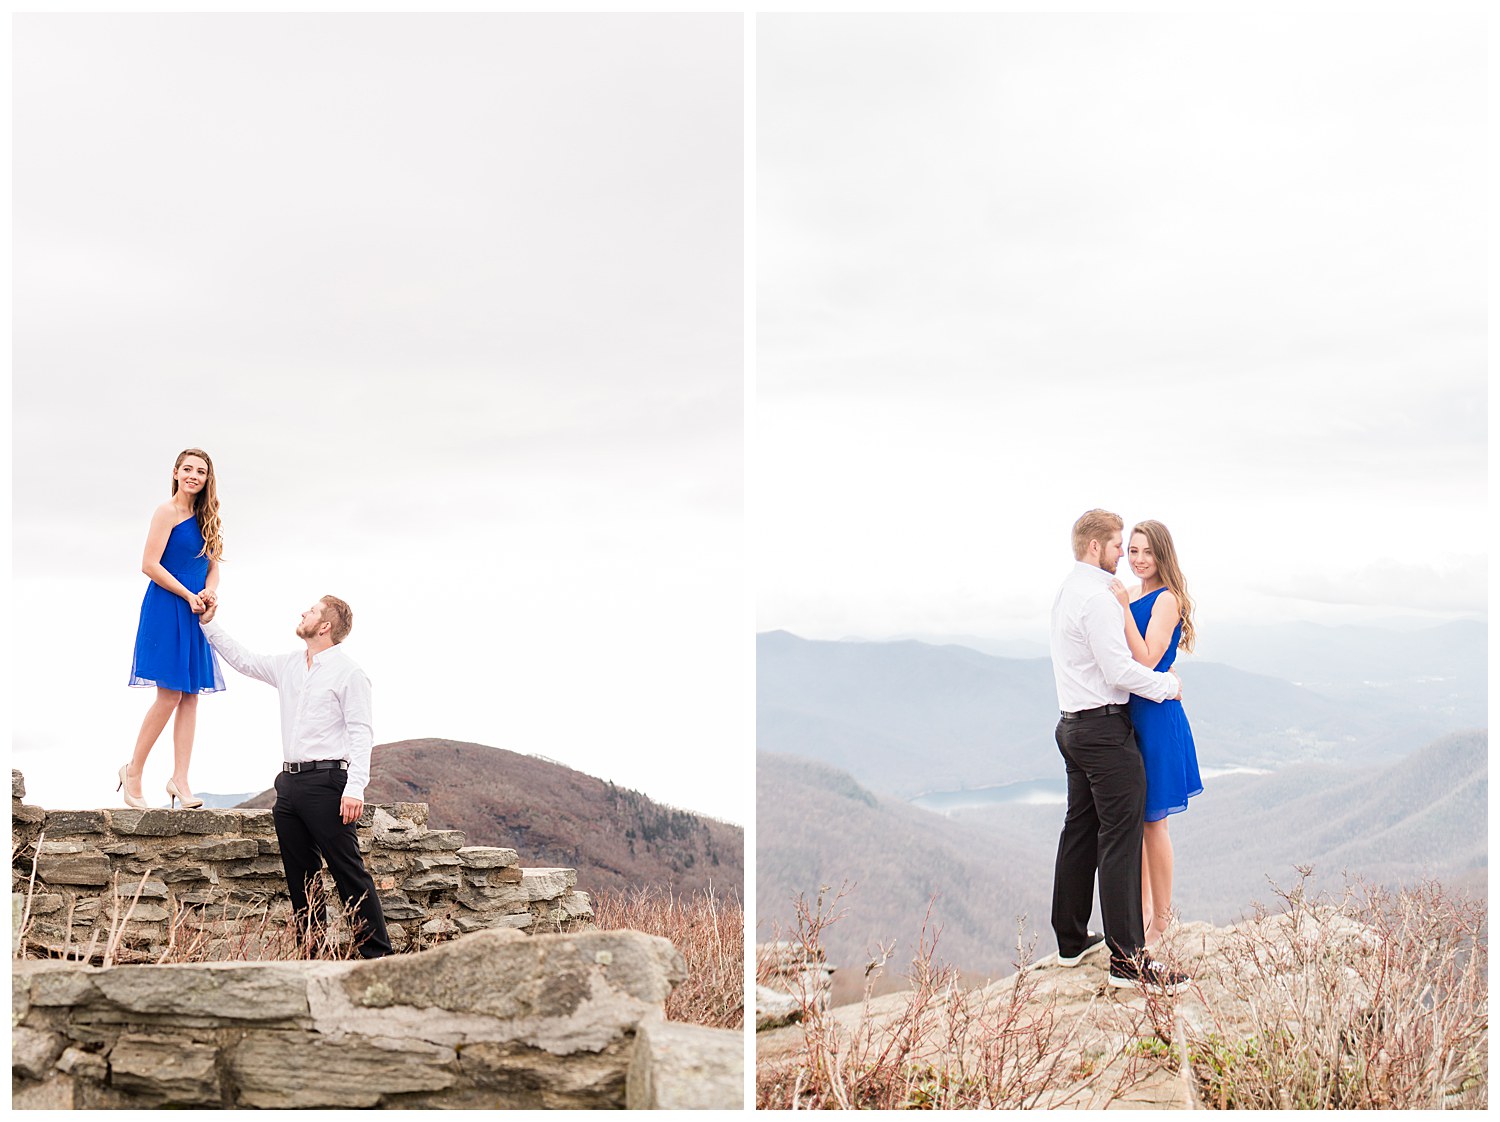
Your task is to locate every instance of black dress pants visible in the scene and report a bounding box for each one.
[272,767,392,958]
[1051,711,1146,963]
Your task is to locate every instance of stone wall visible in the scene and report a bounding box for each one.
[13,927,743,1109]
[10,771,591,962]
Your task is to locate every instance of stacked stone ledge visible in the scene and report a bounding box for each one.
[10,770,593,961]
[13,926,743,1108]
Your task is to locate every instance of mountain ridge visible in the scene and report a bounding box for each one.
[238,738,743,897]
[759,730,1486,980]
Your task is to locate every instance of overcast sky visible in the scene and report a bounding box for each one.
[757,14,1486,648]
[13,14,747,822]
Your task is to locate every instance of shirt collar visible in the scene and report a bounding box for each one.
[1073,560,1115,584]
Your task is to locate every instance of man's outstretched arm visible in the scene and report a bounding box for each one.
[200,611,282,686]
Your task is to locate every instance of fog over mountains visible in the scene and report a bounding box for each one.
[758,624,1483,796]
[758,623,1485,979]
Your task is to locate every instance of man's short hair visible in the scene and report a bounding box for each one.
[320,595,354,644]
[1071,509,1124,560]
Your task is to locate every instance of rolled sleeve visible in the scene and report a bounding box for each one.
[340,669,374,801]
[1082,593,1179,702]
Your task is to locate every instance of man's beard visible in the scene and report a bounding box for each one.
[295,622,317,640]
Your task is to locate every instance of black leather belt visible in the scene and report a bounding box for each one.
[1060,704,1129,721]
[283,760,348,773]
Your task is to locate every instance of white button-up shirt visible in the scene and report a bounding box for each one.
[1050,562,1180,713]
[201,620,374,801]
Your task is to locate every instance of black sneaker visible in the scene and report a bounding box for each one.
[1057,931,1107,967]
[1107,956,1191,995]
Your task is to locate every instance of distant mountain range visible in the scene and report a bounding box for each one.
[758,623,1485,978]
[1198,618,1485,716]
[189,791,261,809]
[758,628,1483,798]
[238,738,742,897]
[757,751,1054,982]
[860,618,1486,703]
[759,731,1486,979]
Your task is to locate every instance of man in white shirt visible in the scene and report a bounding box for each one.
[1049,509,1189,994]
[200,595,391,958]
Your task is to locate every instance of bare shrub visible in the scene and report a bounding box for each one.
[14,871,372,966]
[593,881,743,1029]
[12,829,45,960]
[756,887,1156,1109]
[1186,870,1487,1109]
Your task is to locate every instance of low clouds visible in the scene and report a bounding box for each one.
[758,14,1485,635]
[1253,558,1486,616]
[13,14,746,821]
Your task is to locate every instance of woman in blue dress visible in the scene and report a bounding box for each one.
[119,448,226,810]
[1109,519,1202,948]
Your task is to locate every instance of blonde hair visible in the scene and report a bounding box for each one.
[1071,509,1123,560]
[172,448,225,562]
[319,596,354,644]
[1131,520,1196,653]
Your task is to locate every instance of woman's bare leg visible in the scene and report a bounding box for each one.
[1142,818,1175,945]
[1141,846,1154,943]
[128,688,182,799]
[171,692,199,798]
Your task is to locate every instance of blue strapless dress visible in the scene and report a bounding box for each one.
[129,516,225,694]
[1128,587,1201,821]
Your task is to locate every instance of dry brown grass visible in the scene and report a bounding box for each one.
[14,864,375,966]
[756,884,1158,1109]
[757,874,1488,1110]
[592,882,743,1030]
[1182,870,1487,1109]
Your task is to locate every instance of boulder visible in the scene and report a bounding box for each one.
[626,1018,744,1109]
[755,984,803,1031]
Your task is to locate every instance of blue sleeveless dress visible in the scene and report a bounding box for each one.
[129,516,225,693]
[1128,587,1201,821]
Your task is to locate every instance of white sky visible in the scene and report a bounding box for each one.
[756,14,1486,643]
[12,14,748,822]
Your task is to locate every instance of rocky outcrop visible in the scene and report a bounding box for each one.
[758,910,1485,1110]
[10,771,592,960]
[12,926,742,1108]
[626,1019,746,1109]
[755,940,833,1031]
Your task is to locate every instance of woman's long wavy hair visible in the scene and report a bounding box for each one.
[1131,520,1194,653]
[172,448,224,562]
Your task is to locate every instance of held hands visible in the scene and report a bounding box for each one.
[1109,579,1130,607]
[200,589,218,609]
[1169,669,1183,701]
[186,591,206,614]
[340,796,364,826]
[199,598,218,625]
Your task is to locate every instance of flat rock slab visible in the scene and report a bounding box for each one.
[627,1018,745,1109]
[337,928,685,1023]
[458,846,520,869]
[11,927,729,1109]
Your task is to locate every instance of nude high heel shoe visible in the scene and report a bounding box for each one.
[117,764,149,810]
[166,778,204,810]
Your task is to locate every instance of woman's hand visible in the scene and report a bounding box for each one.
[1109,579,1129,607]
[186,592,206,614]
[199,588,218,609]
